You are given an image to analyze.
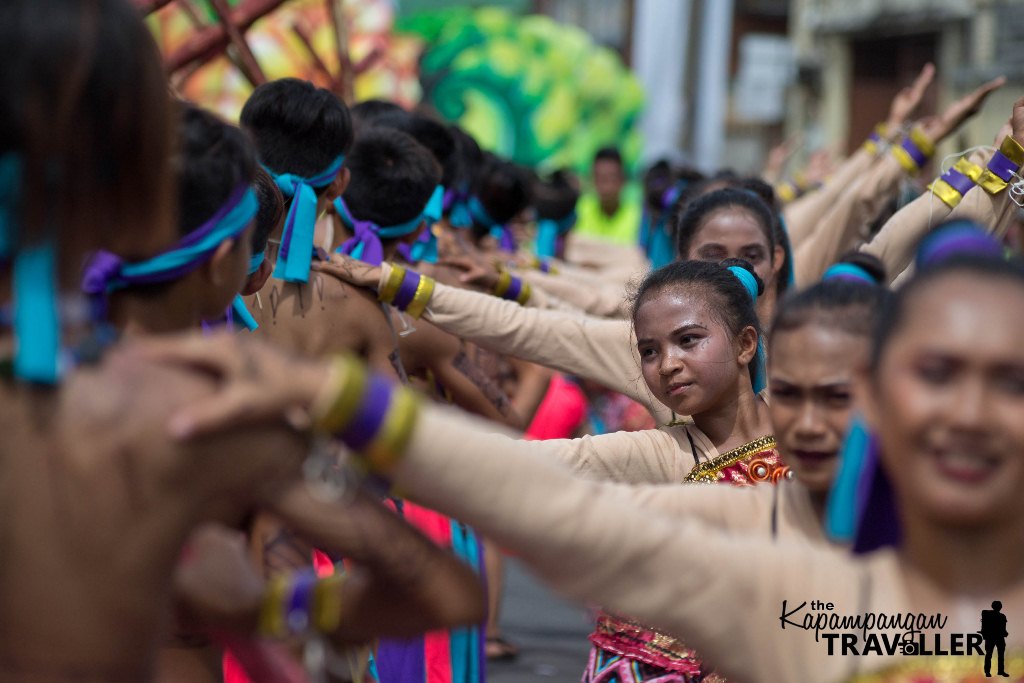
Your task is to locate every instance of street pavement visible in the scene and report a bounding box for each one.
[487,559,593,683]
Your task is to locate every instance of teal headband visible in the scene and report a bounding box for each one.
[0,154,62,383]
[727,264,766,394]
[822,263,876,285]
[265,154,345,283]
[230,251,266,333]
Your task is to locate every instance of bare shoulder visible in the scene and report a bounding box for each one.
[61,349,306,514]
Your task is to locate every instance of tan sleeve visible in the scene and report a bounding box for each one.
[420,279,673,424]
[795,154,907,285]
[948,178,1018,241]
[784,147,877,248]
[392,404,866,683]
[624,482,776,534]
[563,235,648,271]
[519,269,631,318]
[859,184,950,283]
[540,428,696,484]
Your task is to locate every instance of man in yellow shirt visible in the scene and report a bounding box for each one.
[574,147,642,246]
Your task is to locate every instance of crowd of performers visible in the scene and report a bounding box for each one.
[6,2,1024,682]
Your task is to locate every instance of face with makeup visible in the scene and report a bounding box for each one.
[861,272,1024,528]
[634,284,758,417]
[769,323,867,494]
[683,207,783,289]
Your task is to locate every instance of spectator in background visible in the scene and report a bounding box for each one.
[574,147,642,246]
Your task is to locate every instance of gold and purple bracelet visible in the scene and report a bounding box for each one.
[492,270,532,306]
[259,569,348,638]
[311,355,420,476]
[891,127,936,174]
[976,136,1024,195]
[927,158,983,209]
[378,264,434,319]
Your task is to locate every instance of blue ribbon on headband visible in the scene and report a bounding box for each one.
[825,415,902,553]
[335,185,444,266]
[445,186,473,229]
[0,154,62,383]
[535,211,577,259]
[82,186,258,302]
[468,196,516,252]
[266,155,345,283]
[408,185,445,263]
[727,264,766,394]
[822,263,876,285]
[230,251,265,332]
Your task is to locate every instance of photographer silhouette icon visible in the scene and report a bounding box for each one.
[980,601,1009,677]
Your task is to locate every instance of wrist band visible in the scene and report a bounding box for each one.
[493,270,531,306]
[259,569,349,638]
[775,180,799,203]
[977,136,1024,194]
[313,573,347,633]
[259,574,290,637]
[311,355,421,475]
[531,256,558,274]
[379,264,434,319]
[863,123,890,155]
[891,129,934,174]
[928,158,980,209]
[285,569,318,634]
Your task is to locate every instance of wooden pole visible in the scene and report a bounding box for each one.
[208,0,268,86]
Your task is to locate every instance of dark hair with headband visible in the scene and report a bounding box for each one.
[0,0,174,261]
[633,258,765,389]
[871,224,1022,372]
[449,126,484,193]
[673,188,776,261]
[772,252,889,342]
[470,154,531,240]
[342,128,441,231]
[533,170,579,221]
[350,98,405,132]
[373,110,458,189]
[240,78,353,180]
[176,104,257,239]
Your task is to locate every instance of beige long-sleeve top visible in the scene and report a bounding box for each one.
[519,268,633,318]
[395,265,673,425]
[859,149,990,283]
[390,405,1024,683]
[785,147,878,248]
[564,234,649,277]
[795,153,908,285]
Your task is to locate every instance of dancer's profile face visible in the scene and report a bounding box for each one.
[769,323,866,494]
[635,285,753,417]
[862,273,1024,527]
[685,208,779,287]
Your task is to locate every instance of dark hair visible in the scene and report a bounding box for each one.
[341,127,441,231]
[449,125,484,193]
[470,154,530,238]
[0,0,174,264]
[594,146,623,168]
[252,166,283,256]
[372,110,458,189]
[871,254,1024,372]
[176,103,256,238]
[674,188,776,260]
[350,98,405,132]
[240,78,353,179]
[532,169,579,220]
[771,252,890,342]
[633,258,764,386]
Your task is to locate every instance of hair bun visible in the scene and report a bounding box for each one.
[916,220,1003,269]
[822,251,886,286]
[722,257,764,299]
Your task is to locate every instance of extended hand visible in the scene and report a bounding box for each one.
[886,63,935,130]
[131,332,328,439]
[312,252,381,290]
[920,76,1006,142]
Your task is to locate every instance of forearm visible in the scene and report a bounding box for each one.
[795,154,907,285]
[785,147,877,247]
[520,269,631,318]
[268,485,485,640]
[422,277,670,423]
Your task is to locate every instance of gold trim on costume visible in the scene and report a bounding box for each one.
[683,435,777,483]
[953,158,983,182]
[927,179,963,209]
[405,276,434,319]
